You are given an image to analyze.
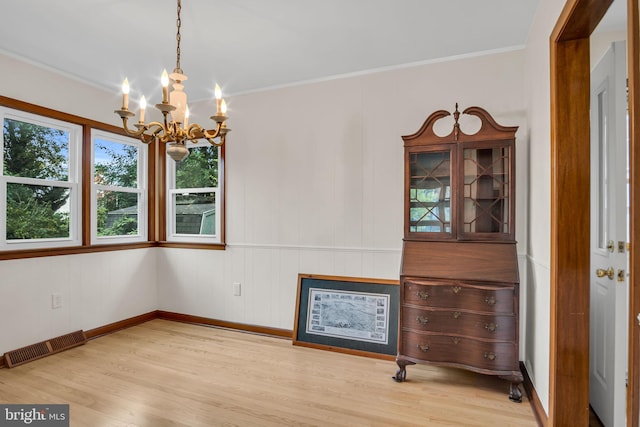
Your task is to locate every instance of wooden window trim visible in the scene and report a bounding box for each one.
[159,132,226,247]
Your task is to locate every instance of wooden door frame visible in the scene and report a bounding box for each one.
[627,0,640,424]
[550,0,639,426]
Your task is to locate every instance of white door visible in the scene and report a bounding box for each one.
[590,40,629,427]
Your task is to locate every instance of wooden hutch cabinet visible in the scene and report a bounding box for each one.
[393,105,523,402]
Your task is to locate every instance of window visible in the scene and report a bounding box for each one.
[91,130,148,244]
[0,96,226,256]
[0,107,82,250]
[166,142,221,244]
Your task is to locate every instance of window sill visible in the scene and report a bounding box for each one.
[0,242,156,261]
[0,240,226,260]
[155,241,226,250]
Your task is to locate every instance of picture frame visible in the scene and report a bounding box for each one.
[293,274,400,360]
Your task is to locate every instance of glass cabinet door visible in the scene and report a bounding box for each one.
[461,145,511,237]
[408,149,452,236]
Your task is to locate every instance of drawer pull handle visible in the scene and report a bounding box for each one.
[416,291,430,300]
[452,286,461,294]
[417,344,429,352]
[453,311,461,319]
[416,316,429,325]
[484,323,497,333]
[484,351,496,361]
[485,296,496,306]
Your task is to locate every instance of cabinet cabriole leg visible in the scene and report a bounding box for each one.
[393,358,415,382]
[393,366,406,382]
[508,382,522,403]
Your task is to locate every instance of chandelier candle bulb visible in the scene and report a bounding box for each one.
[161,70,170,103]
[184,105,189,128]
[122,78,130,110]
[139,96,147,123]
[221,99,227,117]
[215,84,222,114]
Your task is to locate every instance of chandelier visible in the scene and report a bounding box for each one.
[114,0,229,162]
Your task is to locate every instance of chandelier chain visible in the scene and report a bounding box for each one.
[176,0,182,71]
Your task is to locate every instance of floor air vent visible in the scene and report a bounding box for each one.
[3,330,86,368]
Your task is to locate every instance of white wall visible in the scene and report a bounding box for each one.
[0,249,157,354]
[0,52,123,127]
[592,30,628,67]
[0,52,158,355]
[158,50,528,332]
[522,0,568,416]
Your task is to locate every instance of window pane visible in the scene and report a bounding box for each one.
[596,90,608,249]
[6,183,70,239]
[174,192,216,235]
[94,138,138,188]
[97,190,139,236]
[3,118,69,180]
[176,146,218,189]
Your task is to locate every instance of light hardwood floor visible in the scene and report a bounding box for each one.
[0,319,538,426]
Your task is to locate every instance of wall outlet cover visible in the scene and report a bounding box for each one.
[51,293,63,309]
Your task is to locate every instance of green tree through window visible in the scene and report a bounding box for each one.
[93,138,141,238]
[3,118,71,239]
[176,146,218,188]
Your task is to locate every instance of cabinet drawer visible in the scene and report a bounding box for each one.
[402,306,516,341]
[403,280,514,314]
[401,331,517,371]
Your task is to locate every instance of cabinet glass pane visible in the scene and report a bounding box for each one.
[463,147,509,234]
[409,151,451,233]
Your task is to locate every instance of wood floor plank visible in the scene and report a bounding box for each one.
[0,320,538,426]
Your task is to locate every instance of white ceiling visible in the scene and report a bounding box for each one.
[0,0,627,103]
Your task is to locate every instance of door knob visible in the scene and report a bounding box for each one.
[596,267,614,280]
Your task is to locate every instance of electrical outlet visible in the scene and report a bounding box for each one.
[51,293,62,309]
[233,282,241,296]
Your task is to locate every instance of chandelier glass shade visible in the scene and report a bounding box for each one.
[114,0,229,162]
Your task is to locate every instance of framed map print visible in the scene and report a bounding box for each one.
[293,274,399,360]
